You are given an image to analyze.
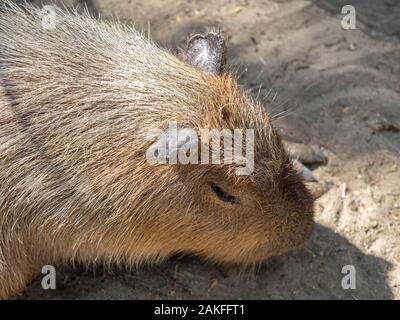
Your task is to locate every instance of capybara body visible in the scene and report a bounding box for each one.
[0,1,314,298]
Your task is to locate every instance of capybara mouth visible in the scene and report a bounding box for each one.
[265,211,315,258]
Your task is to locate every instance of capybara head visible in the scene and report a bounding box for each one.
[137,33,315,265]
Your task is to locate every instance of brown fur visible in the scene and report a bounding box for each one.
[0,1,313,299]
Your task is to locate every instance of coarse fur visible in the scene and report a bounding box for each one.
[0,1,314,299]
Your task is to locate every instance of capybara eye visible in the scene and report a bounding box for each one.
[209,183,240,205]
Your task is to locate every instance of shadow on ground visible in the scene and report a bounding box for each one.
[23,224,392,299]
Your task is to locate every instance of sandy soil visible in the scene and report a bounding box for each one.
[19,0,400,299]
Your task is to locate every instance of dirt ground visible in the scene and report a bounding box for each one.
[19,0,400,299]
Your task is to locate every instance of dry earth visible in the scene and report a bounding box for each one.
[11,0,400,299]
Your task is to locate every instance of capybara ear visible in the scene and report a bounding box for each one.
[183,32,226,75]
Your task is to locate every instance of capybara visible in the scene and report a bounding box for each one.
[0,1,314,299]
